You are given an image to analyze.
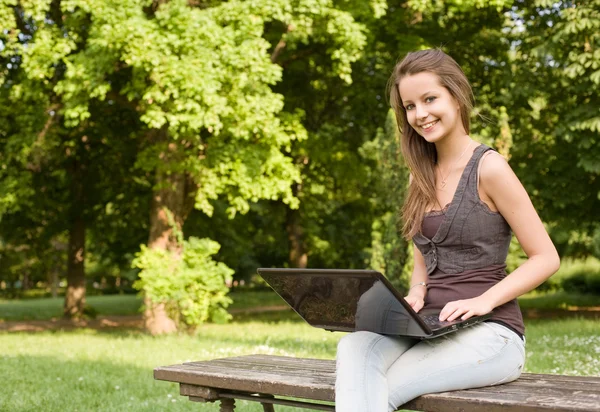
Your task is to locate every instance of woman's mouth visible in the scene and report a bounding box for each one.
[420,120,439,131]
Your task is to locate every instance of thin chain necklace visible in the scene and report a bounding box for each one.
[437,140,472,189]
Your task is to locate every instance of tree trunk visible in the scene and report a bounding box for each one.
[49,270,58,298]
[50,237,66,299]
[64,215,86,318]
[51,271,58,298]
[64,158,86,319]
[286,183,307,268]
[144,165,193,335]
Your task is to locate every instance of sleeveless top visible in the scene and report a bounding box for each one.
[412,144,525,336]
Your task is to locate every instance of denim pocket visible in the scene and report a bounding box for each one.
[484,323,526,361]
[476,323,526,386]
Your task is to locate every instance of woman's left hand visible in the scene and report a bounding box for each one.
[439,296,493,322]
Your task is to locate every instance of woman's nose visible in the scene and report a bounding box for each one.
[415,105,429,119]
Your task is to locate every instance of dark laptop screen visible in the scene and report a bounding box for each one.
[258,269,425,336]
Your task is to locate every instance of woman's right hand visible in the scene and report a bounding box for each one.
[404,294,424,313]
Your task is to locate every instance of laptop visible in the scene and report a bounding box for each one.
[256,268,491,339]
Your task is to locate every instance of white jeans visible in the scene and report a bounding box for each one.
[335,322,525,412]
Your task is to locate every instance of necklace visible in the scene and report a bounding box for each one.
[438,140,472,189]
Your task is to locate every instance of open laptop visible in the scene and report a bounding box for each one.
[256,268,491,339]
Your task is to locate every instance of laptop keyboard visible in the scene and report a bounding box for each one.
[421,314,453,327]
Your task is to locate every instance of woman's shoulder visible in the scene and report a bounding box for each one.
[478,149,521,199]
[478,149,512,181]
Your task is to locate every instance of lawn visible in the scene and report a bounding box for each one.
[1,316,337,412]
[2,288,599,321]
[1,291,599,411]
[0,289,285,321]
[1,312,599,411]
[518,290,600,310]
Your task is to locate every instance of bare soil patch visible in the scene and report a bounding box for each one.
[0,315,143,332]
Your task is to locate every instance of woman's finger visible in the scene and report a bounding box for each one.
[461,309,474,320]
[447,306,466,321]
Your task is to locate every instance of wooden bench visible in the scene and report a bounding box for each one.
[154,354,600,411]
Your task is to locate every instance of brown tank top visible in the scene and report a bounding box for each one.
[414,145,525,336]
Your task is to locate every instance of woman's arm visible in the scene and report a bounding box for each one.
[440,152,560,322]
[405,244,429,313]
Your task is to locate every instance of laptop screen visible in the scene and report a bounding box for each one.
[258,269,426,336]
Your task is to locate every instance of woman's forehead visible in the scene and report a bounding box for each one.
[398,72,444,99]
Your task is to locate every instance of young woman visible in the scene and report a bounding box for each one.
[335,49,560,412]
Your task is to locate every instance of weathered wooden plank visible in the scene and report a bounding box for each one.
[180,384,220,400]
[517,373,600,385]
[183,356,600,386]
[154,355,600,411]
[158,360,600,394]
[218,393,335,411]
[180,362,335,380]
[402,386,600,412]
[154,363,335,401]
[219,355,600,390]
[185,356,335,376]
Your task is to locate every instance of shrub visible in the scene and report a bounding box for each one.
[584,271,600,294]
[561,270,600,295]
[132,237,234,328]
[561,271,589,294]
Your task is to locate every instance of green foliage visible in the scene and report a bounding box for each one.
[3,0,600,306]
[537,258,600,294]
[363,110,410,289]
[507,0,600,255]
[133,237,234,327]
[506,236,527,274]
[560,270,600,295]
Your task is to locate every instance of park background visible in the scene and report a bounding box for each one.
[0,0,599,411]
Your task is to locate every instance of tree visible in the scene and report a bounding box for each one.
[1,0,153,317]
[507,0,600,257]
[52,0,313,333]
[363,110,410,289]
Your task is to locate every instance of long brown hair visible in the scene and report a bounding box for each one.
[387,49,474,239]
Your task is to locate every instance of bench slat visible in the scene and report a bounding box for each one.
[154,355,600,411]
[408,386,600,412]
[155,362,334,401]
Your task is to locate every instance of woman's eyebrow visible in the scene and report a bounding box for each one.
[402,91,436,105]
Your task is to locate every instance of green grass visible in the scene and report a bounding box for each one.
[0,289,286,321]
[2,287,598,322]
[0,317,598,412]
[228,288,286,310]
[518,291,600,310]
[523,319,600,375]
[1,291,599,411]
[0,295,142,321]
[0,317,336,412]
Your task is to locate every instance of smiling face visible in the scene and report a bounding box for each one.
[398,72,466,144]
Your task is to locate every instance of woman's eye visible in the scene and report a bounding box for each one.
[425,96,436,103]
[406,104,415,110]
